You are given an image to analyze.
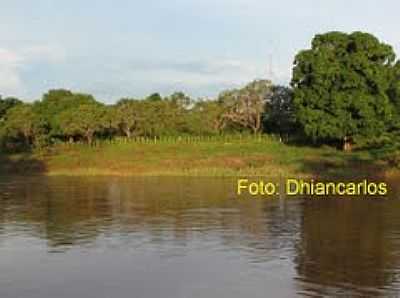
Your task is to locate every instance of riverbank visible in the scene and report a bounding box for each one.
[0,136,392,178]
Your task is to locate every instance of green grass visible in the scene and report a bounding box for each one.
[0,136,392,178]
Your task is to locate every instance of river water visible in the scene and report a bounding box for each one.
[0,176,400,297]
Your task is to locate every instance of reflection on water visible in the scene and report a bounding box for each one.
[0,176,399,297]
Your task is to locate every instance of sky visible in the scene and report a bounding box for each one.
[0,0,399,103]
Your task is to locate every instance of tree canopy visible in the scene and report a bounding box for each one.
[34,89,97,138]
[292,31,397,150]
[263,86,296,140]
[218,80,273,134]
[58,103,108,145]
[2,103,45,147]
[0,97,22,120]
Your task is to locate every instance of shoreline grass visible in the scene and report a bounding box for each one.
[0,136,396,179]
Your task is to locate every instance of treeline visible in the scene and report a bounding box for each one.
[0,81,295,152]
[2,31,400,155]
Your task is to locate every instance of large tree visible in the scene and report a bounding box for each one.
[219,80,273,134]
[388,62,400,130]
[292,31,396,150]
[59,103,107,145]
[34,89,97,138]
[2,103,44,146]
[263,86,296,141]
[187,100,228,135]
[111,99,144,138]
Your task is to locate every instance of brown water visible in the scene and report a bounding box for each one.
[0,176,400,297]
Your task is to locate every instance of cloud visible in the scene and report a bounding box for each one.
[0,45,66,97]
[122,58,244,75]
[0,48,24,94]
[0,48,22,66]
[70,56,294,102]
[135,58,279,90]
[82,57,268,100]
[21,45,66,63]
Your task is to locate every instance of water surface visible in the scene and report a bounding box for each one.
[0,176,399,297]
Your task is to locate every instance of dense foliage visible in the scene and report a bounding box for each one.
[0,80,296,152]
[292,31,398,150]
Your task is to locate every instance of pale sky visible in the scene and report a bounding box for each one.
[0,0,399,102]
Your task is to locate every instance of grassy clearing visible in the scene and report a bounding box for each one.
[0,136,391,178]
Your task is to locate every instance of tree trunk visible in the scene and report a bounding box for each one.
[343,136,352,152]
[124,128,132,138]
[86,131,94,146]
[255,113,261,134]
[23,130,32,147]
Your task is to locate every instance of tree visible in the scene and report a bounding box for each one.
[163,92,192,134]
[34,90,97,139]
[167,92,192,110]
[388,62,400,126]
[111,99,143,138]
[2,103,44,146]
[0,97,22,120]
[146,93,162,102]
[59,103,107,145]
[188,100,227,135]
[143,100,182,136]
[292,31,396,151]
[219,80,273,134]
[263,86,296,141]
[42,89,74,102]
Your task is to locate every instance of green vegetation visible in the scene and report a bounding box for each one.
[1,31,400,176]
[0,80,285,151]
[292,32,399,151]
[0,135,385,177]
